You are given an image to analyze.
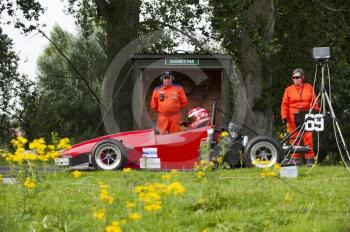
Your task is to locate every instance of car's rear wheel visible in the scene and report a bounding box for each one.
[91,139,127,170]
[244,136,283,168]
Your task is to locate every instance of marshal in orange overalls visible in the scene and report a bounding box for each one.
[281,83,319,159]
[151,84,188,134]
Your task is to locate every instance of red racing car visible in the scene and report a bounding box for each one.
[55,102,286,170]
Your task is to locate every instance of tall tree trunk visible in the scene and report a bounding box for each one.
[234,0,275,135]
[104,0,140,64]
[96,0,140,132]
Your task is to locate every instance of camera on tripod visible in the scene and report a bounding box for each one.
[313,47,330,60]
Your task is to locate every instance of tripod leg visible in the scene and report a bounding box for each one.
[324,91,350,163]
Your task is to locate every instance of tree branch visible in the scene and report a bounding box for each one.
[141,19,207,49]
[38,29,106,109]
[321,3,346,12]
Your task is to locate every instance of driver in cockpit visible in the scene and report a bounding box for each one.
[179,107,210,131]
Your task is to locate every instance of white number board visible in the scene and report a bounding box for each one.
[140,158,161,169]
[305,114,324,132]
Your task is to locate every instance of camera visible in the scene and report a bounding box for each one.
[313,47,330,60]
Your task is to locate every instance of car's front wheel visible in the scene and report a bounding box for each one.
[91,139,128,170]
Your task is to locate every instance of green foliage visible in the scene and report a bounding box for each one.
[66,0,204,39]
[0,167,349,231]
[140,0,213,53]
[271,1,350,158]
[0,28,22,145]
[209,1,280,62]
[0,0,44,33]
[16,25,107,142]
[64,0,104,38]
[207,0,350,158]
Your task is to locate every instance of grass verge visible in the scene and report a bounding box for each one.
[0,166,349,231]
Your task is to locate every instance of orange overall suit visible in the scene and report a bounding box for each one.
[281,83,319,159]
[151,84,188,134]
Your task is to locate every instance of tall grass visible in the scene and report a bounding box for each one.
[0,167,349,231]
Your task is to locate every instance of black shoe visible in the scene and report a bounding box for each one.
[292,158,302,166]
[306,158,315,167]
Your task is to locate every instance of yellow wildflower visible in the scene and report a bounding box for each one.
[11,136,28,148]
[279,132,284,140]
[144,204,161,212]
[138,191,161,204]
[93,209,105,220]
[216,156,223,164]
[199,160,207,166]
[134,185,146,194]
[38,155,49,162]
[99,192,114,204]
[161,174,171,180]
[163,169,179,179]
[71,170,82,178]
[220,131,229,137]
[123,167,132,173]
[99,182,110,190]
[261,160,270,165]
[152,183,168,194]
[106,196,114,204]
[284,192,293,203]
[197,171,205,179]
[23,153,37,161]
[126,201,136,208]
[29,138,46,155]
[0,174,3,183]
[167,182,185,195]
[128,213,142,221]
[105,221,122,232]
[274,163,281,172]
[252,158,260,165]
[208,161,215,169]
[57,138,72,150]
[11,139,19,148]
[261,168,276,177]
[46,151,59,159]
[24,178,37,189]
[18,136,28,145]
[99,183,114,204]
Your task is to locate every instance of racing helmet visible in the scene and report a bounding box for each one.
[188,107,210,129]
[160,71,174,81]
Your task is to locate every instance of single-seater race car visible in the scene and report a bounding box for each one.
[55,101,296,171]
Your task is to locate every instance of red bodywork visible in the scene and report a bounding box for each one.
[61,126,211,170]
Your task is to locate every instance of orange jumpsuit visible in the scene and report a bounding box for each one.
[151,84,188,134]
[281,83,319,159]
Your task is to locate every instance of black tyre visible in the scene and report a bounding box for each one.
[244,136,283,168]
[91,139,128,170]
